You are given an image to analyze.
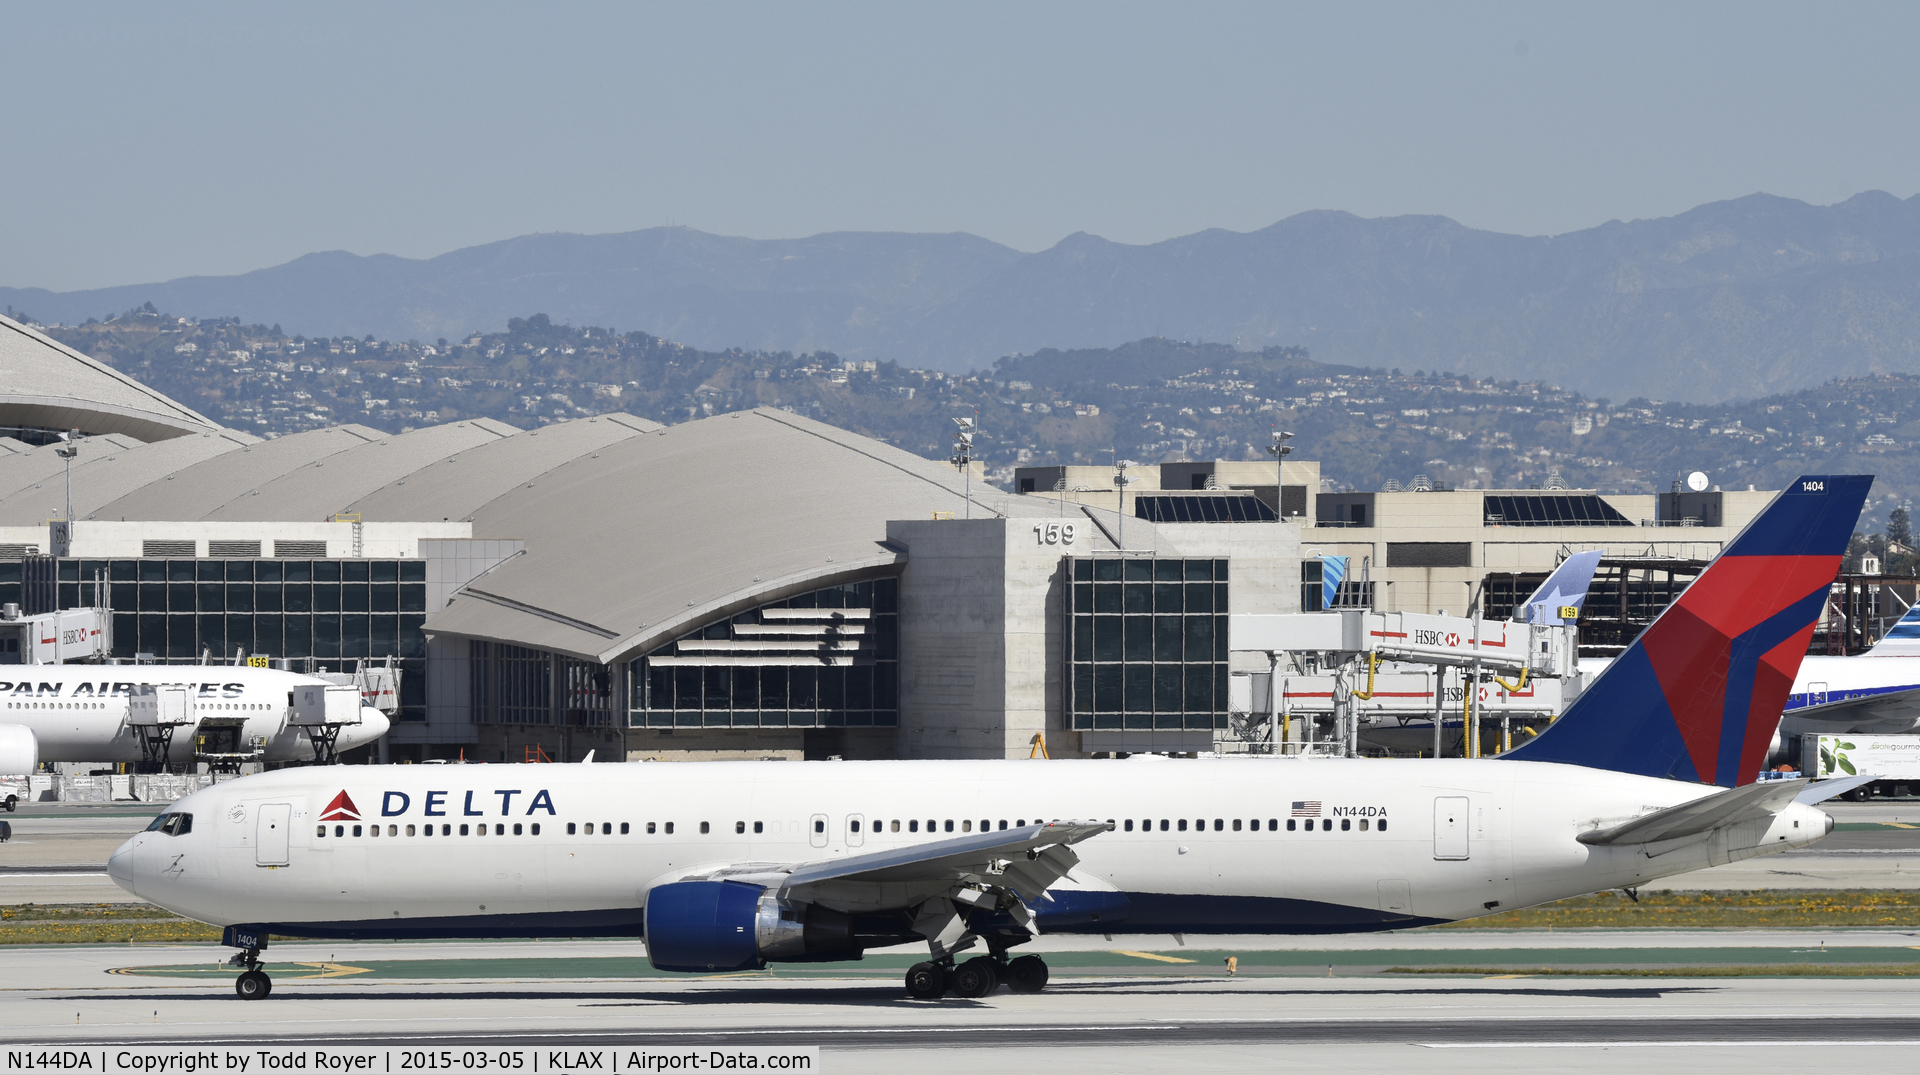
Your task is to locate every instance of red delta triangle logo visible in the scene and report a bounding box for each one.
[319,790,362,822]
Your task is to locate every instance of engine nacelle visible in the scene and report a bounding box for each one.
[643,880,856,973]
[0,724,37,776]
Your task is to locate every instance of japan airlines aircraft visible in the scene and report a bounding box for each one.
[112,475,1870,1002]
[0,664,391,775]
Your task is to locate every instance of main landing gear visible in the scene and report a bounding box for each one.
[903,953,1048,999]
[230,947,272,1000]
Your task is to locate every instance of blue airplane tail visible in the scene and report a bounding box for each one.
[1502,476,1870,786]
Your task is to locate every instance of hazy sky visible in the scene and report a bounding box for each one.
[5,1,1917,291]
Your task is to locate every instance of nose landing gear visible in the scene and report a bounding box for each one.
[235,969,272,999]
[229,947,272,1000]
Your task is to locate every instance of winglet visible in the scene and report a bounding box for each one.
[1503,476,1871,787]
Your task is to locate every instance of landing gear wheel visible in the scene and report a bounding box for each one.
[1006,954,1049,993]
[904,961,948,999]
[235,970,272,1000]
[950,956,1000,998]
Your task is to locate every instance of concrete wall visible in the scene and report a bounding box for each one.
[889,517,1070,760]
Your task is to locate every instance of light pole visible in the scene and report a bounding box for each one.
[1113,456,1138,550]
[1266,428,1294,521]
[55,429,79,522]
[950,415,976,519]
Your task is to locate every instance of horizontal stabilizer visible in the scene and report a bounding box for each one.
[1575,779,1806,846]
[1795,775,1877,804]
[1866,604,1920,656]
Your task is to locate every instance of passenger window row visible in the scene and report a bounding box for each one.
[316,822,543,838]
[851,818,1031,834]
[1117,817,1388,833]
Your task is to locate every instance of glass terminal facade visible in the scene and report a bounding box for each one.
[630,578,899,728]
[1068,557,1230,731]
[0,558,427,722]
[468,644,616,728]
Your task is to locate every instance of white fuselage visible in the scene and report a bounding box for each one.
[110,757,1830,940]
[0,665,390,768]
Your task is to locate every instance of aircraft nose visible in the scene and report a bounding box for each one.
[107,836,139,897]
[356,708,391,745]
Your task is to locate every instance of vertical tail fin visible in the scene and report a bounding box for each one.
[1515,550,1603,625]
[1503,476,1870,786]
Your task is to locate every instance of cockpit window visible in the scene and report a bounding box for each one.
[147,812,193,836]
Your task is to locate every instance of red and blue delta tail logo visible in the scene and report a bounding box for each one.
[1504,475,1872,787]
[319,790,361,822]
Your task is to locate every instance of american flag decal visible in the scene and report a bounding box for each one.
[1290,801,1321,818]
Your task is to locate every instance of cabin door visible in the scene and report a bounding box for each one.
[256,803,291,866]
[1432,796,1469,860]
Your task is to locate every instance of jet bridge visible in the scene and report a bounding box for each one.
[0,603,112,665]
[1227,609,1583,758]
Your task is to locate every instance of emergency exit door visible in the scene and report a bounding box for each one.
[256,803,291,866]
[1433,796,1469,860]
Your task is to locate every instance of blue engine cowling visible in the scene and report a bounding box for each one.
[644,880,766,972]
[645,880,890,973]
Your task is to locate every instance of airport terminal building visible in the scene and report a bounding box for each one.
[0,314,1767,763]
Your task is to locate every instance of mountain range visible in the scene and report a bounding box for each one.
[10,190,1920,404]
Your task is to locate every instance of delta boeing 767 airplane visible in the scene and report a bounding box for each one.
[111,475,1873,1001]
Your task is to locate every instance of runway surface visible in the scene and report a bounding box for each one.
[2,939,1919,1073]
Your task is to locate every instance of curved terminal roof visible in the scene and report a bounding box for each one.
[89,425,386,521]
[200,418,518,521]
[0,434,143,501]
[0,315,221,442]
[0,429,257,524]
[350,413,660,522]
[424,407,1061,662]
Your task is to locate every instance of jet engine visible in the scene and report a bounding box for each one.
[643,880,913,972]
[0,724,38,776]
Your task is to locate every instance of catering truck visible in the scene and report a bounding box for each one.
[1803,734,1920,799]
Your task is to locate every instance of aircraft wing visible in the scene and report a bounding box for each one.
[778,819,1110,894]
[682,820,1108,896]
[1575,779,1806,846]
[1791,684,1920,724]
[667,820,1110,954]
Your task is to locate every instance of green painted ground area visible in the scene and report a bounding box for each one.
[107,945,1920,982]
